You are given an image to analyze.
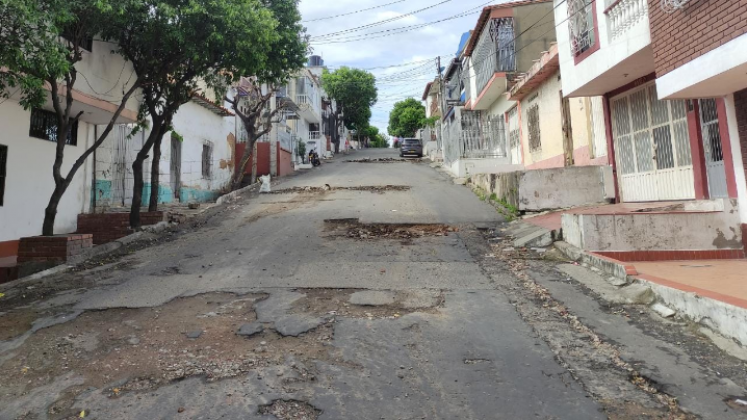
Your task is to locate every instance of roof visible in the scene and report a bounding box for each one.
[508,43,559,101]
[456,31,473,57]
[421,82,434,101]
[190,94,234,117]
[464,0,553,57]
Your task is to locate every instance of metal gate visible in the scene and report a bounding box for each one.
[507,106,521,165]
[611,82,694,202]
[699,99,728,198]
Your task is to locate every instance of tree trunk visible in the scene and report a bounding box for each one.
[251,141,258,185]
[42,183,66,236]
[231,138,254,190]
[148,133,163,211]
[130,157,146,230]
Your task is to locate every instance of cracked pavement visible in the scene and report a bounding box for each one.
[0,149,745,419]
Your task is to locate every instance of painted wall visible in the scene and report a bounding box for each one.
[73,40,140,115]
[554,0,653,97]
[92,101,235,208]
[725,92,747,225]
[519,73,563,168]
[512,2,556,74]
[0,100,94,242]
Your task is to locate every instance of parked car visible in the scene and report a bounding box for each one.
[399,138,423,158]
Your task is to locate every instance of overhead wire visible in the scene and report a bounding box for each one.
[302,0,409,23]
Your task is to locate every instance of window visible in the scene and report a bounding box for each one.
[568,0,597,59]
[29,108,78,145]
[202,143,213,179]
[0,145,6,206]
[527,104,541,152]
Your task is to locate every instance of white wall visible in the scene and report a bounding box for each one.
[73,40,141,115]
[554,0,653,97]
[0,100,93,241]
[724,94,747,224]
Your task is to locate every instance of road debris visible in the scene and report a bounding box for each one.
[268,185,410,194]
[258,399,321,420]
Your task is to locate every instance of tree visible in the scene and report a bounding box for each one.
[224,0,307,189]
[321,67,377,152]
[0,0,143,236]
[388,98,426,138]
[103,0,302,228]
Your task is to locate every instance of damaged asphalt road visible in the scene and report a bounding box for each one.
[0,149,745,419]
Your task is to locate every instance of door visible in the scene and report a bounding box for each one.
[170,133,181,201]
[507,106,522,165]
[698,99,728,198]
[611,83,694,202]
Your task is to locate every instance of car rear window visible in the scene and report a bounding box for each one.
[404,140,420,145]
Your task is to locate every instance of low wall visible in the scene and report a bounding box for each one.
[471,165,614,211]
[447,157,521,178]
[518,166,614,211]
[278,146,294,177]
[78,212,165,244]
[562,199,744,253]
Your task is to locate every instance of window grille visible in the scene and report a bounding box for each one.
[202,143,213,179]
[527,105,541,152]
[0,145,7,206]
[29,108,78,145]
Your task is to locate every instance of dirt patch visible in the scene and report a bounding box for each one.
[258,399,321,420]
[0,292,341,419]
[289,289,442,319]
[0,308,39,341]
[268,185,410,195]
[323,220,457,241]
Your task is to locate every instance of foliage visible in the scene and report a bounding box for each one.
[297,138,306,157]
[321,67,378,135]
[0,0,143,235]
[424,116,439,128]
[388,98,426,138]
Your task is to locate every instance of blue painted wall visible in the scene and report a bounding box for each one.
[179,187,221,203]
[141,183,175,205]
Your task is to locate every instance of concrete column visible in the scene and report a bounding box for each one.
[723,94,747,224]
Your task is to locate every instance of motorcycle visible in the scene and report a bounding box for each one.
[308,150,321,167]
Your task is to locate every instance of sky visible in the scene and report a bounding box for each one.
[298,0,507,139]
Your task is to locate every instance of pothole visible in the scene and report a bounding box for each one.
[346,158,417,163]
[323,219,458,240]
[290,289,443,319]
[258,399,321,420]
[268,185,410,194]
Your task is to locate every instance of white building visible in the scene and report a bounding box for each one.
[0,38,140,257]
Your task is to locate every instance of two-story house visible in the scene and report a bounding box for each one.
[555,0,746,261]
[441,0,556,177]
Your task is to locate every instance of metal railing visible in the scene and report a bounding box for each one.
[606,0,648,40]
[309,131,321,140]
[473,18,515,97]
[295,94,321,118]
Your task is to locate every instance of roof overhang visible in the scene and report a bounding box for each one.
[509,44,560,101]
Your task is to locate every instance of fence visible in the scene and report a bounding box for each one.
[442,108,508,165]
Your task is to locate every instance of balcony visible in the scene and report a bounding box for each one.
[556,0,654,97]
[309,131,321,140]
[294,94,321,123]
[468,18,515,110]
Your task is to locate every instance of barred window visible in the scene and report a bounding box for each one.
[0,144,7,206]
[527,104,541,152]
[202,143,213,179]
[29,108,78,145]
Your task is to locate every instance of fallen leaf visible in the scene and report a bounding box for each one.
[79,410,86,418]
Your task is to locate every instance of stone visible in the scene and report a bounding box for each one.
[349,291,396,306]
[185,330,203,339]
[237,322,264,338]
[128,337,141,345]
[651,303,676,318]
[619,284,656,305]
[606,276,628,287]
[274,316,324,337]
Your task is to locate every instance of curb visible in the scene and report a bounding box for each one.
[553,240,747,346]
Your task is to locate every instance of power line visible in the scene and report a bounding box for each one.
[311,0,456,40]
[302,0,409,23]
[310,0,496,44]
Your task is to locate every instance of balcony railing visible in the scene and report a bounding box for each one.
[606,0,648,40]
[309,131,321,140]
[472,18,515,97]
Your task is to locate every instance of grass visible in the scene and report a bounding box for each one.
[471,187,520,222]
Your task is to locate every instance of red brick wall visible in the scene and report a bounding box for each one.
[234,142,271,176]
[649,0,747,77]
[277,145,294,177]
[17,234,93,263]
[77,212,164,245]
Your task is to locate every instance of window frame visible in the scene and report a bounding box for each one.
[201,142,213,180]
[568,0,600,64]
[527,103,542,153]
[29,108,79,146]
